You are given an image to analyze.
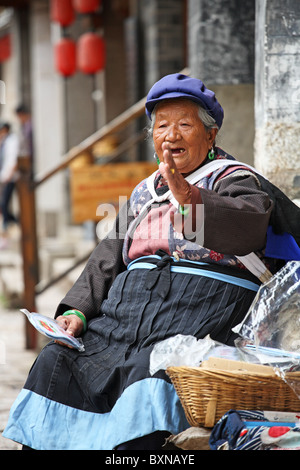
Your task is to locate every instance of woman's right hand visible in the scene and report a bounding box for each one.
[159,142,192,207]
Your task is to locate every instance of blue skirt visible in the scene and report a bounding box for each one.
[3,265,257,450]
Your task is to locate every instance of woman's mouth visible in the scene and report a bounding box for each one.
[170,148,185,156]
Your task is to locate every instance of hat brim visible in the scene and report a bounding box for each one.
[145,92,211,120]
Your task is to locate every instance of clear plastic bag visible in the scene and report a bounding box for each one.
[233,261,300,353]
[233,261,300,396]
[149,334,241,375]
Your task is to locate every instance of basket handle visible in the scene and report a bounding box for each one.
[204,397,217,428]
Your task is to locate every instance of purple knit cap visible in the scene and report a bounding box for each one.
[145,73,224,129]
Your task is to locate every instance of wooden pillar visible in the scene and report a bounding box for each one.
[16,156,39,350]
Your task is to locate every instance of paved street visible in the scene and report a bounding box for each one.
[0,223,94,450]
[0,307,37,450]
[0,270,67,450]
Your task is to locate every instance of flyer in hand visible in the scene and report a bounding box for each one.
[21,309,85,351]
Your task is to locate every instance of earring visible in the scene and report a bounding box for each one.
[208,147,215,160]
[154,153,160,165]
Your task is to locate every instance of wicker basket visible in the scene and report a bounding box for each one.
[167,365,300,428]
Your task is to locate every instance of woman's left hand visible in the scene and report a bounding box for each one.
[159,142,192,207]
[55,314,84,348]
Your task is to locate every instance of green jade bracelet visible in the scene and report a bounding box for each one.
[178,204,190,216]
[63,309,87,333]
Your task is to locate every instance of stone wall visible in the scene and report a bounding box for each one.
[255,0,300,199]
[188,0,255,84]
[188,0,255,165]
[139,0,185,92]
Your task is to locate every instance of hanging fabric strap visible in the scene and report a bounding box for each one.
[145,251,172,299]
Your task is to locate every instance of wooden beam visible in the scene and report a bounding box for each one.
[34,96,147,187]
[17,156,39,349]
[0,1,29,7]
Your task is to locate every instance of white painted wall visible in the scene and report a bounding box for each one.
[0,15,20,132]
[30,1,65,219]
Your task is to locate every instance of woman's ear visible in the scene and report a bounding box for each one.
[208,127,218,146]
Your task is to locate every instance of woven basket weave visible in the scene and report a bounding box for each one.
[167,366,300,428]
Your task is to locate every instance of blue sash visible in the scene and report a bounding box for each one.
[128,255,260,293]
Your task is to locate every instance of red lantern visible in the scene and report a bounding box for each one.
[55,38,77,77]
[77,32,105,75]
[51,0,75,27]
[0,34,11,63]
[73,0,101,14]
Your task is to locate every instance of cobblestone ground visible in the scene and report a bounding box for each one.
[0,308,37,450]
[0,225,89,450]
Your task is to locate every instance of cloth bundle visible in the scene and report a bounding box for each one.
[209,409,300,450]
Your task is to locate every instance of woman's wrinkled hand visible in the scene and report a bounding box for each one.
[159,142,192,207]
[55,314,84,348]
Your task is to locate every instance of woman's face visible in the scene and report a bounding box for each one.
[153,99,216,175]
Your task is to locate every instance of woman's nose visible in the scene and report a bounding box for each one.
[166,125,180,141]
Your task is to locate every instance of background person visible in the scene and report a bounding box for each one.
[15,104,34,177]
[0,122,19,249]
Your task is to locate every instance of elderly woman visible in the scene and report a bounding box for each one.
[4,74,275,450]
